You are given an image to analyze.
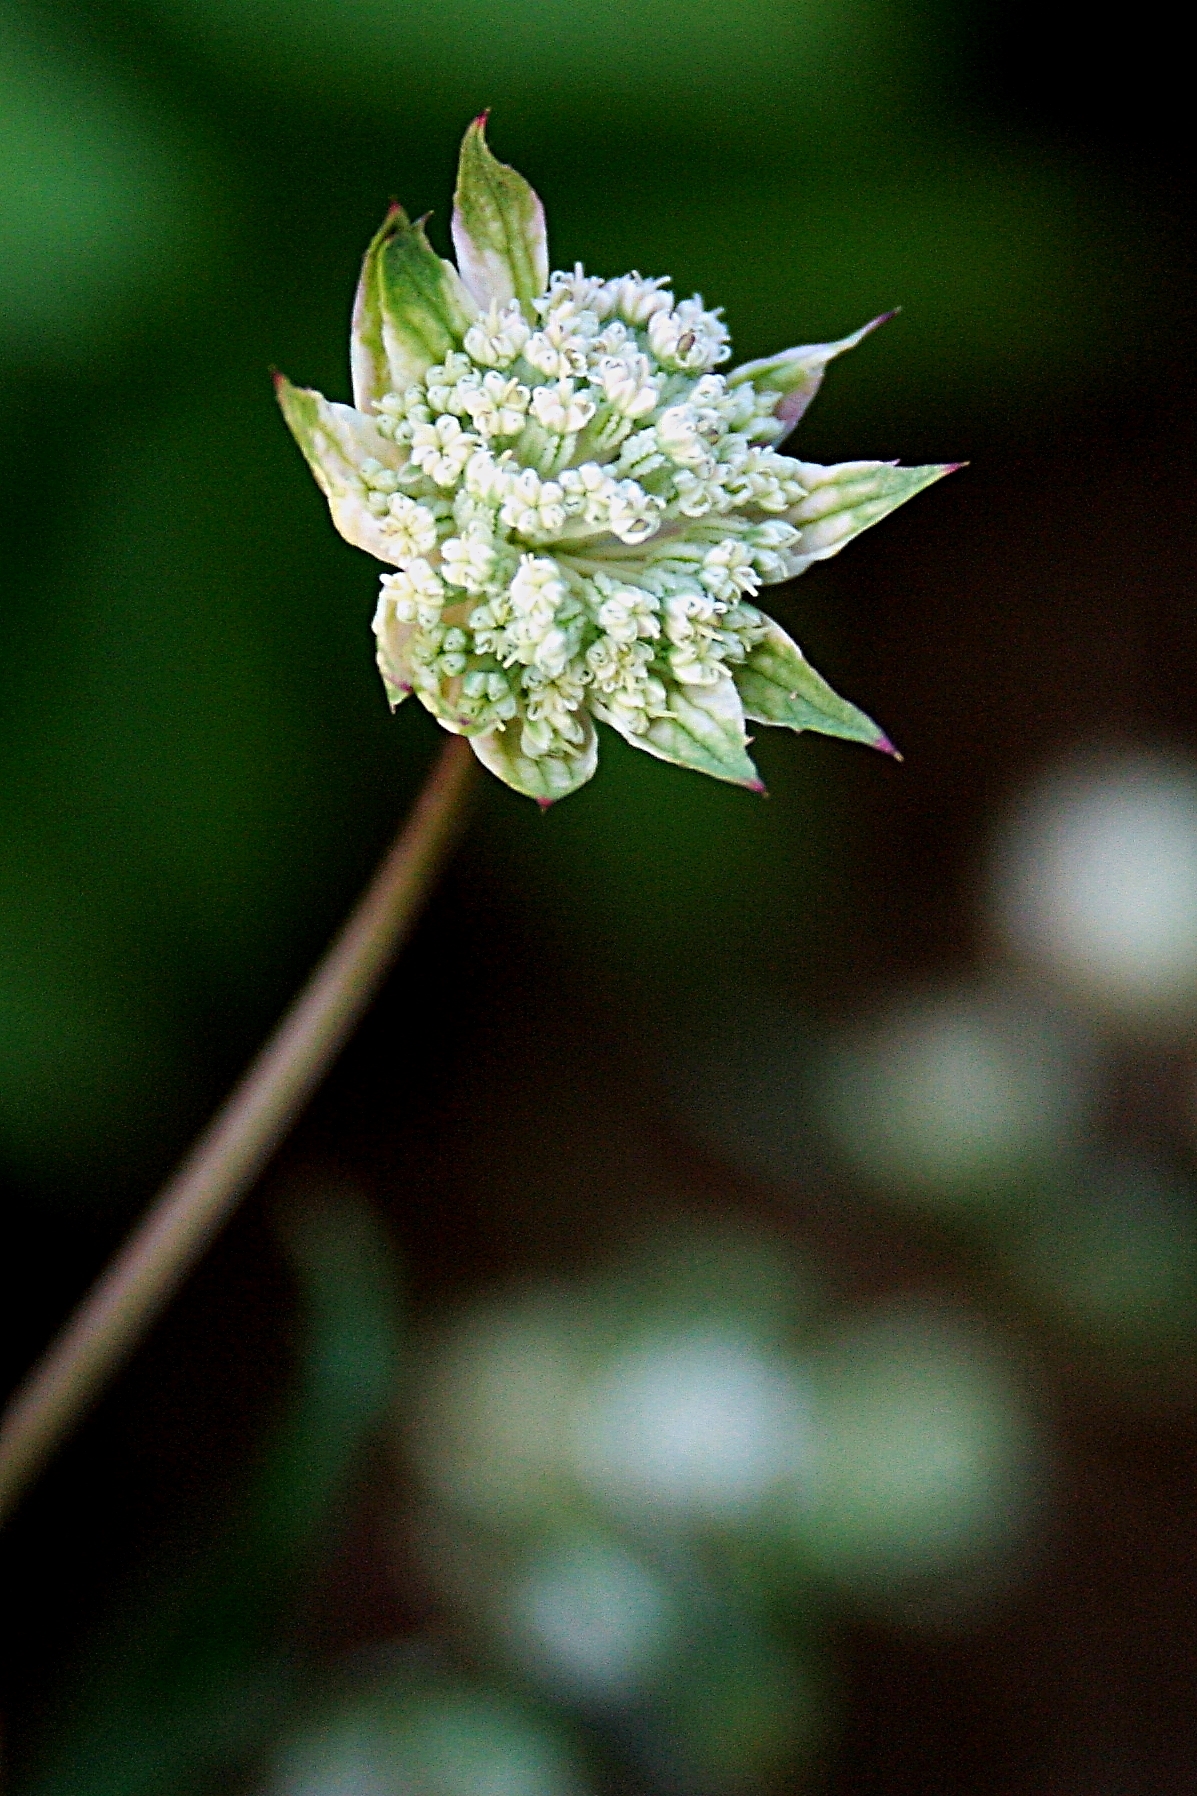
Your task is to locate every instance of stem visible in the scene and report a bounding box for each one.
[0,733,478,1527]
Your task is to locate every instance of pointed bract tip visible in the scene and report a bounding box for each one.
[866,308,900,333]
[271,368,286,389]
[536,796,554,812]
[748,778,769,796]
[473,110,491,132]
[875,733,904,761]
[943,461,969,474]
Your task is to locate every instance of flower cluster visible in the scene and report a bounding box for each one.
[278,120,953,802]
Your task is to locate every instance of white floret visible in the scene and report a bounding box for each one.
[607,479,665,545]
[656,404,717,469]
[410,415,480,486]
[463,447,516,506]
[509,554,568,628]
[440,525,497,593]
[595,585,661,644]
[464,299,531,368]
[605,272,674,325]
[500,468,569,537]
[588,319,633,360]
[542,264,615,319]
[523,310,596,379]
[458,371,530,439]
[593,353,660,421]
[359,457,401,503]
[554,463,616,533]
[521,663,590,754]
[646,297,731,372]
[746,519,801,581]
[424,352,475,414]
[378,559,446,626]
[528,378,597,437]
[701,539,761,601]
[380,495,440,560]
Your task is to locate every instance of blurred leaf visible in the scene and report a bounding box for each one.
[0,359,414,1193]
[21,1188,404,1796]
[997,1156,1197,1377]
[142,0,894,141]
[0,6,220,365]
[0,840,182,1187]
[651,1619,831,1792]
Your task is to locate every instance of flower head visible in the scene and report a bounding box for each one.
[277,119,954,803]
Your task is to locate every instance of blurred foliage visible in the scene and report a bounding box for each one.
[0,8,217,366]
[995,1155,1197,1390]
[1,0,1187,1199]
[19,1190,403,1796]
[144,0,884,128]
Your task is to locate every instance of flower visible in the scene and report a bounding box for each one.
[277,119,955,804]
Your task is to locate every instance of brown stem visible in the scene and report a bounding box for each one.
[0,733,478,1526]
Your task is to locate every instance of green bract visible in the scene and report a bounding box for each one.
[278,118,953,803]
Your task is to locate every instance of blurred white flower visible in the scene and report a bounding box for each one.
[503,1534,675,1701]
[571,1326,814,1523]
[817,983,1097,1209]
[800,1305,1048,1618]
[991,750,1197,1027]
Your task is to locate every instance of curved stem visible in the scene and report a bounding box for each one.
[0,733,478,1527]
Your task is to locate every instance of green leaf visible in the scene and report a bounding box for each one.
[781,459,957,576]
[451,116,549,318]
[351,205,477,410]
[729,312,895,441]
[471,714,598,804]
[734,614,892,751]
[274,375,404,563]
[596,673,762,789]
